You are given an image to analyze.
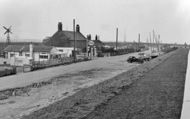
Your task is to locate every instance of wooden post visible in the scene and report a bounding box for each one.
[152,30,155,51]
[138,33,140,50]
[116,28,118,50]
[149,32,152,53]
[73,19,76,62]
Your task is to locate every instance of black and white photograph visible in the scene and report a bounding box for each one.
[0,0,190,119]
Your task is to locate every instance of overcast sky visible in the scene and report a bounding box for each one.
[0,0,190,44]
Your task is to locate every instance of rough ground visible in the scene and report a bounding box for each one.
[20,49,188,119]
[83,48,188,119]
[0,51,142,119]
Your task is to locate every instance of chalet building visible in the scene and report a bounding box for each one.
[43,22,88,52]
[3,44,52,66]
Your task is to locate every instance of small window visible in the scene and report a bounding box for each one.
[39,55,48,59]
[59,49,63,52]
[10,53,15,57]
[25,54,30,57]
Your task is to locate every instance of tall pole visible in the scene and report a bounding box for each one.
[116,28,118,50]
[7,33,10,45]
[147,37,149,49]
[73,19,76,62]
[155,35,158,52]
[158,34,160,52]
[149,32,152,53]
[152,29,155,51]
[138,33,140,50]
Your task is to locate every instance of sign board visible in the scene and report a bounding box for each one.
[88,40,94,46]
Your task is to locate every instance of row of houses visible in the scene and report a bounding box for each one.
[2,44,74,66]
[0,22,104,66]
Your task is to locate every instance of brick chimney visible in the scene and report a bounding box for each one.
[58,22,62,31]
[76,24,80,32]
[87,34,91,40]
[95,35,98,40]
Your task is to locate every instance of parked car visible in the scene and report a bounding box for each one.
[127,56,144,64]
[151,52,159,59]
[138,52,151,61]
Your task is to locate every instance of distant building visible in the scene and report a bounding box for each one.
[43,22,88,52]
[0,42,42,57]
[93,35,104,51]
[50,47,74,57]
[3,44,52,66]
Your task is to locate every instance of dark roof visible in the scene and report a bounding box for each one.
[43,30,88,48]
[64,31,87,41]
[0,42,42,53]
[93,39,104,47]
[52,30,87,41]
[3,45,52,52]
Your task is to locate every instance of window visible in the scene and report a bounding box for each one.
[39,55,48,59]
[25,53,30,57]
[59,49,63,52]
[10,53,15,57]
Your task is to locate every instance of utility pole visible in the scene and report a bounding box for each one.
[149,32,152,53]
[152,29,155,51]
[158,34,160,52]
[155,35,158,52]
[138,33,140,50]
[116,28,118,50]
[73,19,76,62]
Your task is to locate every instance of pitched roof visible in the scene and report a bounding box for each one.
[3,45,52,52]
[3,45,24,52]
[51,30,87,41]
[64,31,87,41]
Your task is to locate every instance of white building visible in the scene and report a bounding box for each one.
[51,47,74,57]
[3,44,52,66]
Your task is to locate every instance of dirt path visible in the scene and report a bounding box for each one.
[83,48,188,119]
[0,51,143,91]
[0,51,145,119]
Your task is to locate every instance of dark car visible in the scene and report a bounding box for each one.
[127,56,144,63]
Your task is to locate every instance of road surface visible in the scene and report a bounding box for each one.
[0,51,144,119]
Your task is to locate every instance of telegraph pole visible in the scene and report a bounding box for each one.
[149,32,152,53]
[116,28,118,50]
[73,19,76,62]
[158,34,160,52]
[138,33,140,50]
[152,29,155,51]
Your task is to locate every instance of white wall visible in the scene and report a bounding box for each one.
[10,57,31,66]
[6,51,51,65]
[51,47,73,57]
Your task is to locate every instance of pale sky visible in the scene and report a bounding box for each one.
[0,0,190,44]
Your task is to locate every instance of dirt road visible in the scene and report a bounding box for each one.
[0,52,142,91]
[0,51,144,119]
[20,49,187,119]
[83,48,188,119]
